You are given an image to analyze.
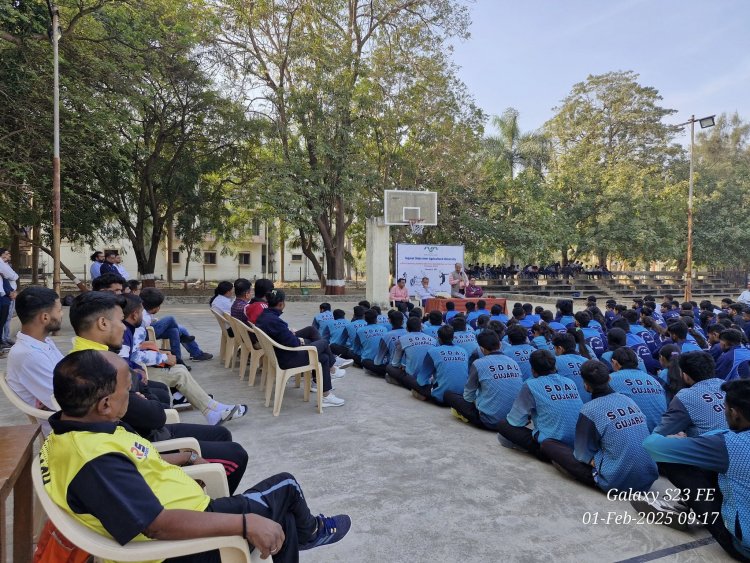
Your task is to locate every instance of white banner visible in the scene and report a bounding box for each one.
[395,244,465,293]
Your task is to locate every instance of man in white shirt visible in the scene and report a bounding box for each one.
[0,247,19,346]
[738,282,750,306]
[114,254,131,279]
[414,277,438,306]
[6,286,64,434]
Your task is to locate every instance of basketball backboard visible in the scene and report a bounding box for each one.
[383,190,438,225]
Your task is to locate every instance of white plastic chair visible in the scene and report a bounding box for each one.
[211,308,235,368]
[223,312,243,370]
[0,371,56,429]
[250,323,322,416]
[32,458,254,562]
[227,316,266,387]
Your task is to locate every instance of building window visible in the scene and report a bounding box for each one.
[203,251,217,265]
[291,254,303,261]
[171,251,180,264]
[238,252,251,265]
[252,219,261,236]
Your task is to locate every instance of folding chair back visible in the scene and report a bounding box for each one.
[211,308,235,368]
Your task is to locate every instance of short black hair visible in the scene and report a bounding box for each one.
[69,291,121,334]
[253,278,274,298]
[104,250,118,258]
[551,332,576,354]
[621,310,638,324]
[437,324,454,345]
[126,280,140,291]
[606,327,627,349]
[556,299,573,315]
[90,251,102,261]
[358,300,371,309]
[720,328,743,346]
[428,310,443,325]
[319,302,331,312]
[140,287,165,310]
[333,309,346,320]
[121,293,143,318]
[388,309,404,328]
[574,311,591,327]
[490,304,503,315]
[722,380,750,421]
[506,325,527,345]
[92,273,126,291]
[477,299,486,309]
[477,330,500,351]
[445,302,455,311]
[512,307,525,320]
[668,321,689,340]
[678,352,715,382]
[529,349,557,376]
[612,346,639,369]
[352,305,366,319]
[410,307,423,318]
[364,309,378,324]
[234,278,252,297]
[580,360,610,392]
[450,315,467,331]
[406,316,422,332]
[15,286,59,325]
[54,350,118,417]
[465,302,476,312]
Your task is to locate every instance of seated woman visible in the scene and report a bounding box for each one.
[255,290,346,408]
[209,281,234,336]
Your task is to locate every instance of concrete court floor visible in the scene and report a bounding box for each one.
[0,300,733,563]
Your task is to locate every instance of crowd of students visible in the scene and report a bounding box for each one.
[315,294,750,561]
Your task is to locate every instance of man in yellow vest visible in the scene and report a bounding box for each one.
[40,350,351,562]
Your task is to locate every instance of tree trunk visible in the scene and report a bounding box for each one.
[561,247,569,267]
[31,221,40,284]
[12,230,86,291]
[298,230,325,288]
[167,219,174,284]
[597,250,608,268]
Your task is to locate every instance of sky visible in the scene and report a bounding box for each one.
[450,0,750,142]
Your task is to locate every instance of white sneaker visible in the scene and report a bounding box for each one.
[331,367,346,379]
[334,356,354,368]
[322,393,345,407]
[310,384,335,393]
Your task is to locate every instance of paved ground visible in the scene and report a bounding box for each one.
[0,301,733,562]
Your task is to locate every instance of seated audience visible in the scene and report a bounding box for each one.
[502,325,535,381]
[497,350,583,460]
[386,317,436,388]
[608,347,666,432]
[390,278,414,312]
[715,328,750,381]
[410,325,469,404]
[255,290,345,408]
[443,331,523,431]
[313,302,334,330]
[422,310,444,338]
[245,278,274,325]
[352,309,388,368]
[541,360,658,493]
[42,350,351,561]
[367,310,406,377]
[414,277,438,307]
[552,333,592,403]
[231,278,252,322]
[209,281,234,317]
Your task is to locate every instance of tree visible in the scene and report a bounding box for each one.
[217,0,473,293]
[545,71,684,266]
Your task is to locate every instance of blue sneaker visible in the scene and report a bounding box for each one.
[300,514,351,551]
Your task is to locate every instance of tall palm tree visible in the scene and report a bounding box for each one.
[483,108,549,179]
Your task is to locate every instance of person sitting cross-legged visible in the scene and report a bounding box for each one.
[715,328,750,381]
[366,310,406,377]
[312,302,334,331]
[443,331,523,431]
[335,306,366,359]
[540,360,658,493]
[502,325,536,381]
[608,347,666,432]
[385,316,436,388]
[653,351,729,437]
[639,379,750,561]
[421,310,443,339]
[255,290,345,408]
[552,332,593,403]
[71,291,246,426]
[352,309,388,368]
[450,315,480,359]
[497,349,583,461]
[42,350,351,562]
[321,309,350,350]
[410,325,468,405]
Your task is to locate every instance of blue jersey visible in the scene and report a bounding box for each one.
[354,324,388,361]
[392,332,436,381]
[464,351,524,426]
[312,310,333,330]
[630,324,658,354]
[502,343,535,380]
[575,392,658,493]
[422,322,442,338]
[558,315,575,328]
[677,340,703,353]
[444,310,459,322]
[715,345,750,381]
[453,330,480,359]
[601,350,647,374]
[374,328,407,366]
[643,431,750,557]
[581,327,607,358]
[507,374,583,446]
[654,378,728,437]
[555,353,591,403]
[626,332,660,373]
[608,369,667,431]
[376,314,390,327]
[548,321,567,334]
[490,314,509,324]
[322,318,350,345]
[422,345,468,401]
[531,336,555,353]
[345,319,366,348]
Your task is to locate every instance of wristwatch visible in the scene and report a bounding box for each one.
[184,451,199,466]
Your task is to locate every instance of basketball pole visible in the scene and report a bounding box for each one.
[365,217,391,307]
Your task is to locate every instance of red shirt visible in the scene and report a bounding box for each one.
[245,300,268,324]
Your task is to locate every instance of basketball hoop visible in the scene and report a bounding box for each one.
[408,219,425,235]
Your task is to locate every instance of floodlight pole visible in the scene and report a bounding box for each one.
[48,1,62,295]
[676,114,714,302]
[685,115,695,303]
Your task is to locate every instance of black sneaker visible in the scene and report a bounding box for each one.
[190,352,213,361]
[300,514,351,551]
